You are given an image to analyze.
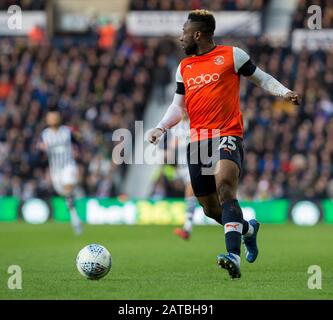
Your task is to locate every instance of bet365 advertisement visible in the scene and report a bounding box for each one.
[0,197,333,226]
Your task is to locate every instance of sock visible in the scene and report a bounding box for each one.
[221,199,244,256]
[231,199,250,236]
[65,194,81,226]
[183,197,196,233]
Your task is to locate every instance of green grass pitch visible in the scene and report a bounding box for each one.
[0,223,332,300]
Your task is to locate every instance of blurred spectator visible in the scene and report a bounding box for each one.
[0,74,12,100]
[98,21,116,50]
[28,25,47,46]
[154,55,171,105]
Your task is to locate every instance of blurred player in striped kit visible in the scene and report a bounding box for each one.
[39,110,83,235]
[173,115,197,240]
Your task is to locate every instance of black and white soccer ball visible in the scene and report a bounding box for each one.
[76,244,112,280]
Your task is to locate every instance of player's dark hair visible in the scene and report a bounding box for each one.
[47,106,60,113]
[188,9,215,35]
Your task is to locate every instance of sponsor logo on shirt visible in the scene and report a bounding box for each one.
[186,73,220,89]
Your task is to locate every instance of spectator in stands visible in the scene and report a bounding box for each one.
[28,25,47,46]
[154,55,171,105]
[0,74,12,100]
[97,20,116,50]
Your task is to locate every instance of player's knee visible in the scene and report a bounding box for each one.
[217,178,236,203]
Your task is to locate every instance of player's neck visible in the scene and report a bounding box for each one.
[196,42,216,56]
[50,126,60,131]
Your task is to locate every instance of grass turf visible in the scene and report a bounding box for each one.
[0,223,332,300]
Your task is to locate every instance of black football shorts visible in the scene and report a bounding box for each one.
[186,136,244,197]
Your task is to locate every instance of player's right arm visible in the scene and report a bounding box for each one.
[37,131,48,152]
[147,64,186,145]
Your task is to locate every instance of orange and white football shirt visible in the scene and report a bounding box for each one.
[176,45,251,142]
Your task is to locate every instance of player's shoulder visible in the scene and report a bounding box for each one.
[215,45,250,60]
[214,45,250,56]
[41,127,51,136]
[179,55,194,67]
[178,57,192,75]
[60,125,71,133]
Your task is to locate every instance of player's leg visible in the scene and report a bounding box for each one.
[62,165,82,235]
[215,160,259,277]
[63,183,82,235]
[215,136,259,262]
[182,182,197,233]
[187,139,246,279]
[175,177,197,240]
[186,139,222,224]
[214,155,260,264]
[196,192,222,223]
[214,159,243,273]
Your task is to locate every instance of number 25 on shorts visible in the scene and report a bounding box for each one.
[218,136,237,151]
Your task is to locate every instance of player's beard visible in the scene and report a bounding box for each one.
[184,41,198,55]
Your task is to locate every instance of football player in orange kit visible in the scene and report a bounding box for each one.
[147,10,301,279]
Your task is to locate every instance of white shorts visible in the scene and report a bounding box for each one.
[50,164,78,195]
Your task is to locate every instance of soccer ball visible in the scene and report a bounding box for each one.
[76,244,112,280]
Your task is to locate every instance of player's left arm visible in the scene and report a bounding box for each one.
[38,132,48,152]
[233,47,301,105]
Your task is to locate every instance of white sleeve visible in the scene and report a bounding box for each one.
[156,93,185,130]
[175,64,183,83]
[248,67,291,97]
[233,47,251,73]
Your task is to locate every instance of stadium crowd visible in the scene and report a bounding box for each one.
[238,37,333,200]
[0,0,45,10]
[1,0,333,201]
[0,24,177,199]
